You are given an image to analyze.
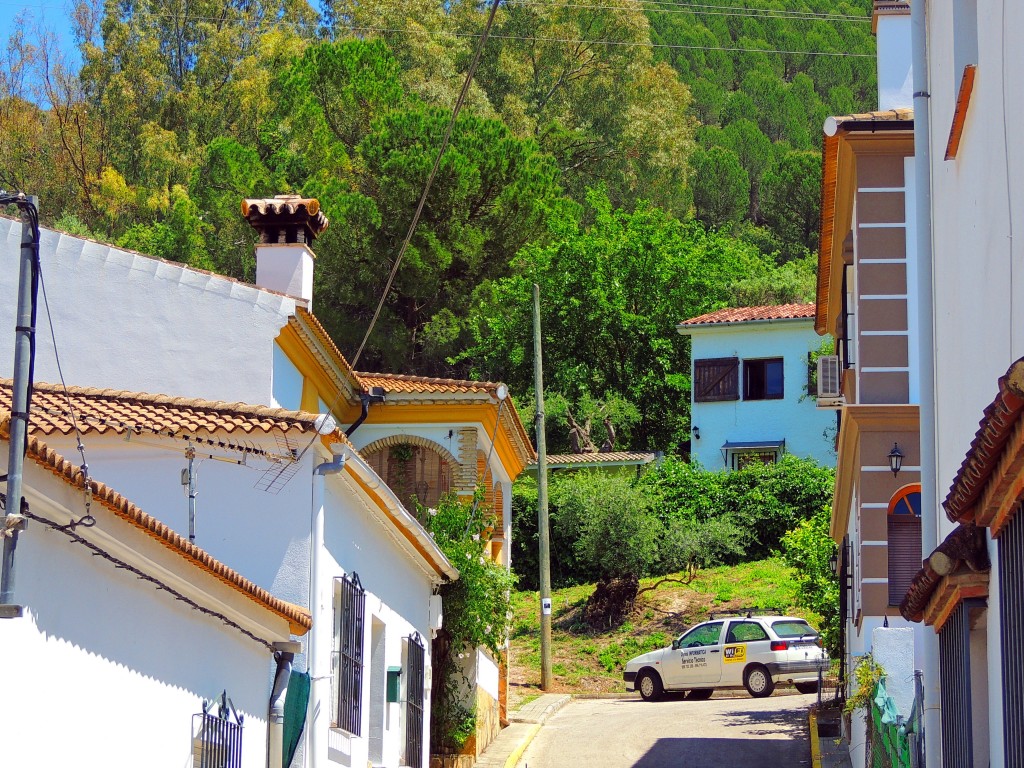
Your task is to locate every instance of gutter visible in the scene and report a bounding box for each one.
[268,641,300,768]
[341,445,459,583]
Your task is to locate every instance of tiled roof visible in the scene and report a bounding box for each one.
[679,304,816,327]
[15,430,312,634]
[528,451,658,468]
[356,372,499,395]
[0,379,343,448]
[943,357,1024,526]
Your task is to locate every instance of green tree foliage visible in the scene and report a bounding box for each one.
[463,188,772,450]
[760,149,824,257]
[781,503,840,656]
[690,146,750,229]
[512,455,835,590]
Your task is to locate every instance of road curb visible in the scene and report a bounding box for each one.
[502,723,540,768]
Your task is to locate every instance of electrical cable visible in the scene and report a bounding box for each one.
[344,24,875,57]
[21,504,279,651]
[350,0,503,368]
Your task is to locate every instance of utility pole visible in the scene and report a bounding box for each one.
[1,194,38,617]
[533,283,553,690]
[185,444,197,542]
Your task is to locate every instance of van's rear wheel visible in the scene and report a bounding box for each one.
[744,664,775,698]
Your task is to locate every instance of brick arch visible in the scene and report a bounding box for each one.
[360,434,458,467]
[360,435,459,511]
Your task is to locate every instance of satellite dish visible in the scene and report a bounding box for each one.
[314,413,338,435]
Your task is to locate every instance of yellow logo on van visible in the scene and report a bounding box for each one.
[723,644,746,663]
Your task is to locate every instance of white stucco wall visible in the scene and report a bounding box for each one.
[0,219,295,404]
[0,461,278,768]
[685,319,836,470]
[927,0,1024,546]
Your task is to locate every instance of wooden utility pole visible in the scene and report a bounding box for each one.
[533,283,553,689]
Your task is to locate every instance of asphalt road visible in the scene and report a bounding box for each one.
[515,692,816,768]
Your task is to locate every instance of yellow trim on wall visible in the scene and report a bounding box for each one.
[275,324,361,421]
[364,403,529,479]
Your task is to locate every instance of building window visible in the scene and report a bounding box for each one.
[192,695,243,768]
[694,357,739,402]
[732,450,779,470]
[334,572,366,735]
[743,358,784,400]
[887,485,922,605]
[999,512,1024,764]
[405,634,426,768]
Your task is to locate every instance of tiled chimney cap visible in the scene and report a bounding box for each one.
[241,194,329,245]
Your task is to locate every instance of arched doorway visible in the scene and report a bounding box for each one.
[363,441,455,515]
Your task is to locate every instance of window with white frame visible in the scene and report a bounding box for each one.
[334,572,365,735]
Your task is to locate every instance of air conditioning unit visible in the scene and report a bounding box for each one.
[817,355,842,401]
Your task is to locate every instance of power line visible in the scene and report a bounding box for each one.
[508,0,872,23]
[350,0,504,367]
[346,24,875,57]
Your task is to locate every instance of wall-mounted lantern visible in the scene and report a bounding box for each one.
[887,443,904,477]
[692,426,700,441]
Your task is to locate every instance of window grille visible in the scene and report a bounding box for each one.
[192,693,243,768]
[999,511,1024,766]
[939,601,977,768]
[336,572,366,735]
[405,633,426,768]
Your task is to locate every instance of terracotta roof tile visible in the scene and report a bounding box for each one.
[14,431,312,634]
[0,379,346,449]
[943,358,1024,523]
[529,451,658,467]
[679,304,816,327]
[356,372,499,395]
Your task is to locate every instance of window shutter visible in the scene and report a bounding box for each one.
[694,357,739,402]
[888,516,922,605]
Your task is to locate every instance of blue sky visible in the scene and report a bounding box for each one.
[1,0,81,66]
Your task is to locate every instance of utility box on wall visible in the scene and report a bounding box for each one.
[386,666,402,702]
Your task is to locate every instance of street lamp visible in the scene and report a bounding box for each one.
[888,443,904,477]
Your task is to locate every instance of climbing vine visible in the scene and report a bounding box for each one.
[421,491,515,753]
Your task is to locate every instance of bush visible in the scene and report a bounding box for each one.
[781,503,840,656]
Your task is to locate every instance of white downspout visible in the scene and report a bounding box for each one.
[911,0,942,762]
[307,452,344,766]
[269,642,299,768]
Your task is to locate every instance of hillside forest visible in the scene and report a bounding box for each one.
[0,0,877,452]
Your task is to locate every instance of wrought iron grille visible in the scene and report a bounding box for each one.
[939,602,973,768]
[405,633,426,768]
[336,572,366,735]
[192,695,243,768]
[999,511,1024,768]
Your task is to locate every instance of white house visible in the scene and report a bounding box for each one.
[0,424,311,768]
[677,303,835,470]
[1,378,457,768]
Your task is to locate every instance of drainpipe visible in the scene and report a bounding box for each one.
[269,641,300,768]
[911,1,942,762]
[306,451,346,766]
[344,388,386,438]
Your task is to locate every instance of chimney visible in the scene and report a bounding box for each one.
[241,194,329,307]
[872,1,913,111]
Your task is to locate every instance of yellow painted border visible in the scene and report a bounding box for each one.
[809,709,823,768]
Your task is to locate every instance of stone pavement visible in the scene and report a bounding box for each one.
[473,695,571,768]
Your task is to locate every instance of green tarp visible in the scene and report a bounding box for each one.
[283,670,310,768]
